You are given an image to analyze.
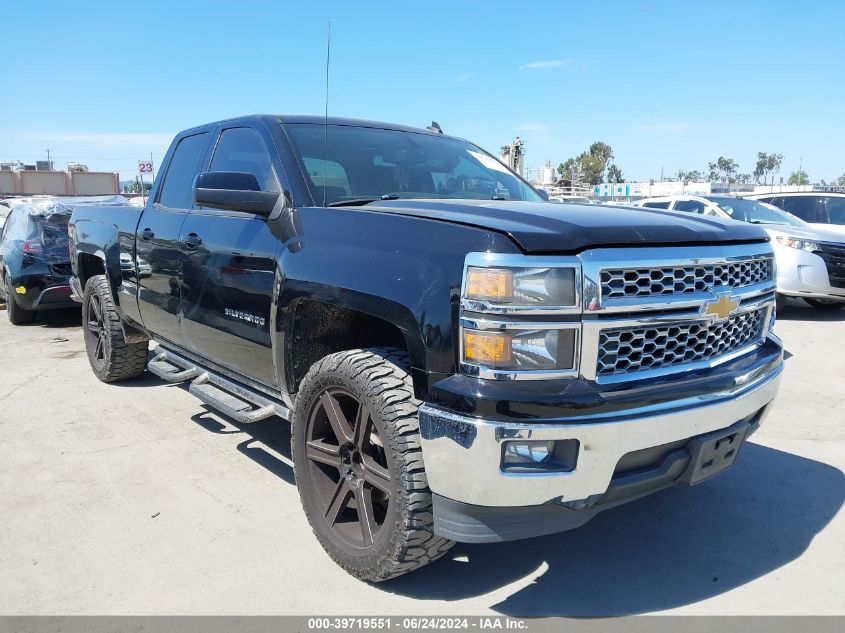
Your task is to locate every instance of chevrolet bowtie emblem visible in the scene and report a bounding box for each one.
[704,294,739,320]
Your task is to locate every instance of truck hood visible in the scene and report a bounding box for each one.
[365,199,769,254]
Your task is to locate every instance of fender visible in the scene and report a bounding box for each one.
[72,214,149,343]
[272,206,520,397]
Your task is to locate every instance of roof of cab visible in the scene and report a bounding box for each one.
[178,114,453,138]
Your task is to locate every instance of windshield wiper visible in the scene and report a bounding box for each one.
[327,194,401,207]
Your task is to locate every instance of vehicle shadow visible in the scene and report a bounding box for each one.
[380,443,844,616]
[777,299,845,322]
[190,406,295,486]
[17,307,82,328]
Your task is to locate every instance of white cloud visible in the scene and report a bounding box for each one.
[636,121,694,135]
[518,59,574,70]
[453,72,473,82]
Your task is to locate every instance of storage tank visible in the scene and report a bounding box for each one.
[542,161,554,186]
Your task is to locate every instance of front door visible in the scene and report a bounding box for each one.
[136,131,211,345]
[178,126,282,387]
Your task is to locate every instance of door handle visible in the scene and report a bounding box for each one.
[139,228,154,241]
[182,233,202,250]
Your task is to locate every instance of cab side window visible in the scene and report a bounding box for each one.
[673,200,706,213]
[157,132,210,209]
[778,196,819,222]
[209,127,280,193]
[822,197,845,224]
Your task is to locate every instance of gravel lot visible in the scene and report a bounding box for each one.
[0,298,842,616]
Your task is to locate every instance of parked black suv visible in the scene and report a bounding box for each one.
[0,200,78,324]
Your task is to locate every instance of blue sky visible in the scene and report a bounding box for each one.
[2,0,844,183]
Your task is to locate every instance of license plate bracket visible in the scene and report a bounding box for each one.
[679,420,751,486]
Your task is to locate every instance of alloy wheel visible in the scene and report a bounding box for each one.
[304,388,391,550]
[86,293,107,368]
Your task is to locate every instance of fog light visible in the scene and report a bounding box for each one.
[503,440,554,464]
[501,439,579,472]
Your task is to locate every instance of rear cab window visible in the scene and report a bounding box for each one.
[642,201,670,209]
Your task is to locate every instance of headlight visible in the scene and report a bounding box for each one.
[461,323,579,374]
[775,236,821,252]
[464,265,578,309]
[461,254,582,379]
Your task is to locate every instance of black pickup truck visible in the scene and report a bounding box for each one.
[69,115,784,581]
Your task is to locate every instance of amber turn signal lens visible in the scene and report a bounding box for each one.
[463,330,512,366]
[465,267,513,303]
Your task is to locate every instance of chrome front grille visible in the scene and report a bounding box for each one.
[601,258,773,299]
[596,308,767,377]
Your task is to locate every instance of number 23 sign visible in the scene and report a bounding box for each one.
[138,161,153,174]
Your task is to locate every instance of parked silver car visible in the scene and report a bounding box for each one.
[635,195,845,310]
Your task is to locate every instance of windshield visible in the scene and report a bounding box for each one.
[712,198,807,227]
[284,124,542,206]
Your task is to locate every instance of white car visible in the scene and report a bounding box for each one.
[743,191,845,236]
[548,195,594,204]
[0,201,11,230]
[635,195,845,310]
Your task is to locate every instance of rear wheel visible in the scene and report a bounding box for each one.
[83,274,148,382]
[5,278,36,325]
[292,347,454,581]
[803,298,845,310]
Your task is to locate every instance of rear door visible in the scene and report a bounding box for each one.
[178,124,284,387]
[136,131,211,345]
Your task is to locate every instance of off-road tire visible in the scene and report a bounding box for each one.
[292,347,454,582]
[5,278,36,325]
[83,274,148,382]
[804,298,845,310]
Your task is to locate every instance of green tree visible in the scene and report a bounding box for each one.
[588,141,613,180]
[754,152,784,184]
[607,164,624,183]
[708,156,740,183]
[787,170,809,185]
[837,173,845,187]
[557,141,617,186]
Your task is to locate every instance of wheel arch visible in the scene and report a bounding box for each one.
[281,293,427,400]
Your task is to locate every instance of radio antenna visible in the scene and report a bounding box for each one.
[323,20,331,207]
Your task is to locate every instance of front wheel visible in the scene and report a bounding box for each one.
[292,347,454,581]
[804,298,845,311]
[83,274,148,382]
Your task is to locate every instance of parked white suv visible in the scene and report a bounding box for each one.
[635,195,845,310]
[743,192,845,236]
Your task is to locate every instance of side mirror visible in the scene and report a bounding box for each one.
[536,188,550,202]
[193,172,280,215]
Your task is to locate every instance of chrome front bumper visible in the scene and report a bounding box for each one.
[419,363,782,508]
